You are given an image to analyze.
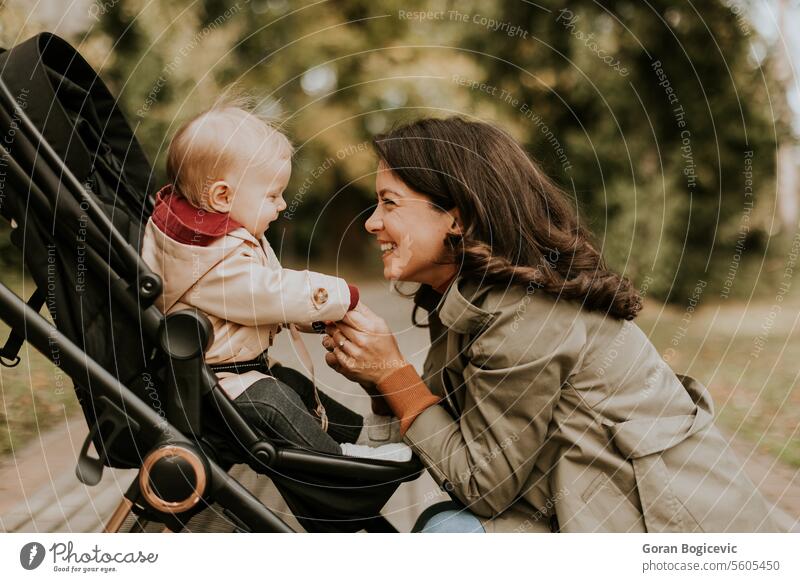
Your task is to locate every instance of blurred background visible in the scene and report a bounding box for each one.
[0,0,799,531]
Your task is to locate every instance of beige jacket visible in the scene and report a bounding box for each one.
[404,278,780,533]
[141,218,352,399]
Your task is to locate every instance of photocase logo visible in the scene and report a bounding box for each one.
[19,542,46,570]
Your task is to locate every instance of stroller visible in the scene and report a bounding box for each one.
[0,33,423,533]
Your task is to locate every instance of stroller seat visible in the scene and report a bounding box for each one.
[0,33,423,533]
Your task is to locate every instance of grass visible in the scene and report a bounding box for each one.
[0,270,81,459]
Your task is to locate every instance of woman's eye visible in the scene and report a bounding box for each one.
[381,198,396,207]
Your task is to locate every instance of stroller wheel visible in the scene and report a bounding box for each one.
[139,444,208,514]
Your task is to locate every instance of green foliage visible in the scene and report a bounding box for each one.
[468,0,790,301]
[0,0,794,302]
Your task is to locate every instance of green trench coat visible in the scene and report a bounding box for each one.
[403,278,779,533]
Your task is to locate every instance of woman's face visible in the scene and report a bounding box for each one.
[365,162,459,289]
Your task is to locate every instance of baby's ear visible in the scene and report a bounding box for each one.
[206,180,232,212]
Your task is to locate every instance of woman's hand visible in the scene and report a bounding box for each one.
[292,321,327,334]
[322,302,407,388]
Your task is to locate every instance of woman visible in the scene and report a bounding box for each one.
[323,117,777,533]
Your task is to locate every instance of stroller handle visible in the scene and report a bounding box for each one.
[0,73,162,302]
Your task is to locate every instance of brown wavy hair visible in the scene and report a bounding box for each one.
[372,117,642,320]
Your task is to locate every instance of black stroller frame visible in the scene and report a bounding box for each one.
[0,33,422,533]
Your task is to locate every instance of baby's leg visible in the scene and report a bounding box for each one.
[234,376,340,454]
[269,364,363,444]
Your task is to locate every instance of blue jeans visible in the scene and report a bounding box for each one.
[412,501,486,533]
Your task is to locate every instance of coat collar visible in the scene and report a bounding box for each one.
[151,184,245,246]
[415,277,498,334]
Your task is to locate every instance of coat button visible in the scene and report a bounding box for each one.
[312,287,329,306]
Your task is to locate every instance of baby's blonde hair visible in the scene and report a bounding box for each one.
[167,96,292,210]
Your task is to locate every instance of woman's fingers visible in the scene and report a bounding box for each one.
[324,350,341,372]
[332,346,359,373]
[334,323,368,346]
[352,301,377,317]
[342,301,385,329]
[344,308,392,337]
[326,322,367,349]
[325,341,374,385]
[341,308,374,331]
[333,331,362,358]
[322,333,354,355]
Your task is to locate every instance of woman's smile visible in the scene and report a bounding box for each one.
[379,240,397,258]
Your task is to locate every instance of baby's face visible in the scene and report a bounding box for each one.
[226,142,291,236]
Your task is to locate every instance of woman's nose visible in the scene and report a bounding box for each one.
[364,206,382,233]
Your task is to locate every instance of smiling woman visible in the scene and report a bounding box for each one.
[366,163,460,290]
[323,116,779,533]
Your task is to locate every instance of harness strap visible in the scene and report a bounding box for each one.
[207,352,270,375]
[288,324,328,433]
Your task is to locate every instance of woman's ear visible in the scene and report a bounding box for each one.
[206,180,232,212]
[447,208,463,236]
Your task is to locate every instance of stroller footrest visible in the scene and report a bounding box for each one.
[271,448,423,484]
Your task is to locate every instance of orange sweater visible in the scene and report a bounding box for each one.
[378,364,441,435]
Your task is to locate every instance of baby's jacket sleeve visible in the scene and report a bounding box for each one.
[186,239,355,326]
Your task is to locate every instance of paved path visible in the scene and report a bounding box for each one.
[1,283,798,532]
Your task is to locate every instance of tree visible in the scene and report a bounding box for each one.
[463,0,792,301]
[2,0,792,302]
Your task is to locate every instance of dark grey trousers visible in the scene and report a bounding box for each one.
[233,365,363,454]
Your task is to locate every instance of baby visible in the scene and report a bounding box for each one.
[141,102,408,461]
